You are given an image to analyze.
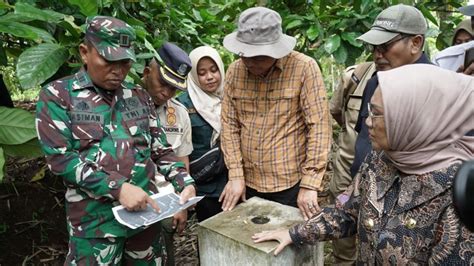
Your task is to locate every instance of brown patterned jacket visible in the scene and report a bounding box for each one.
[290,151,473,265]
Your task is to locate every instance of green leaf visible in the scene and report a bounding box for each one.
[0,13,34,23]
[286,19,303,30]
[324,35,341,54]
[67,0,97,17]
[333,44,348,64]
[0,46,7,65]
[0,21,55,43]
[306,25,320,41]
[0,1,12,10]
[16,43,68,89]
[2,139,43,158]
[418,5,438,27]
[131,25,148,40]
[192,9,202,22]
[0,147,4,182]
[30,165,47,182]
[144,38,160,60]
[58,18,81,39]
[0,107,37,145]
[14,2,66,23]
[341,32,363,47]
[136,52,154,60]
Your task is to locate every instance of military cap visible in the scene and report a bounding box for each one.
[85,16,136,62]
[156,42,192,91]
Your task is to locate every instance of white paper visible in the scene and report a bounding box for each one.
[112,192,204,229]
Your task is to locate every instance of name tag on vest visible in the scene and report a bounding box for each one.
[71,111,104,124]
[123,107,149,121]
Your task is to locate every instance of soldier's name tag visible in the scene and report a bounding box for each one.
[71,111,104,124]
[123,107,149,121]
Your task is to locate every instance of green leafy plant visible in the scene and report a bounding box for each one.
[0,106,43,181]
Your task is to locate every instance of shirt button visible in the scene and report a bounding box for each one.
[405,218,417,229]
[364,218,374,229]
[260,97,265,100]
[108,180,117,189]
[254,147,258,150]
[259,114,264,117]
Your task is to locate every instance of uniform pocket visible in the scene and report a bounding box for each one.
[346,95,362,126]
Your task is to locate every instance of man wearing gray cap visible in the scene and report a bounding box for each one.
[219,7,332,221]
[350,4,431,180]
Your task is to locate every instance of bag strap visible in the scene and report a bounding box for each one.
[338,62,374,128]
[347,62,373,97]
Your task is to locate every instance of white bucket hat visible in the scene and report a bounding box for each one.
[223,7,296,59]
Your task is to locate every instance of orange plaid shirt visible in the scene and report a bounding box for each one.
[221,51,332,192]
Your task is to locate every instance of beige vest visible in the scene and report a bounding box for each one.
[329,62,376,195]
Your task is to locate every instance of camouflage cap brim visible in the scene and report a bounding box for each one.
[96,43,136,62]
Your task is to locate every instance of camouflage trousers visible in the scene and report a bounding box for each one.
[65,223,164,265]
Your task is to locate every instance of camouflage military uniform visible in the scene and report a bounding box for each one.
[36,16,194,265]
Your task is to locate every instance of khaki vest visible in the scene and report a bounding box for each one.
[329,62,376,195]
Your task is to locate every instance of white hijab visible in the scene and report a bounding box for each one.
[188,46,225,146]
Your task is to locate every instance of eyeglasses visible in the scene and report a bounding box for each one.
[367,103,384,120]
[365,34,410,54]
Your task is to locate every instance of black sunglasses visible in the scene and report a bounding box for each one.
[365,34,412,54]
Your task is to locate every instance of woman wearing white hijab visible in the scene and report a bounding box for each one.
[177,46,227,221]
[252,64,474,264]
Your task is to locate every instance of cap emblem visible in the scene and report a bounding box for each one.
[119,34,130,47]
[177,64,188,76]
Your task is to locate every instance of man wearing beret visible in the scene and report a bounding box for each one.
[220,7,332,221]
[36,16,196,264]
[142,42,193,266]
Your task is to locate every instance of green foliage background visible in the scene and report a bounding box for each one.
[0,0,468,92]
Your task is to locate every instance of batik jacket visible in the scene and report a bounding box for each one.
[290,151,473,265]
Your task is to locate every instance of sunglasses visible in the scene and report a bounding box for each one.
[365,34,411,54]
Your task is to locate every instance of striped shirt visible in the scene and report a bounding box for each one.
[221,51,331,192]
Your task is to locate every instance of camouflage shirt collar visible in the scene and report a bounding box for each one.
[71,68,132,91]
[72,68,95,90]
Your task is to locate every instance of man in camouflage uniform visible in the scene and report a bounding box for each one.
[35,16,196,265]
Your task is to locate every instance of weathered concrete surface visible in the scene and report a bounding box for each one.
[198,197,324,266]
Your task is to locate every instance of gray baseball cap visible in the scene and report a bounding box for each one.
[357,4,427,45]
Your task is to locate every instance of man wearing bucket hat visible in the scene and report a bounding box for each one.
[350,4,431,180]
[36,16,196,264]
[142,42,193,266]
[219,7,332,221]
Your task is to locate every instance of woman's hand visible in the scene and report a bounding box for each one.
[252,228,293,256]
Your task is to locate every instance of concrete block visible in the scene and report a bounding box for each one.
[198,197,324,266]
